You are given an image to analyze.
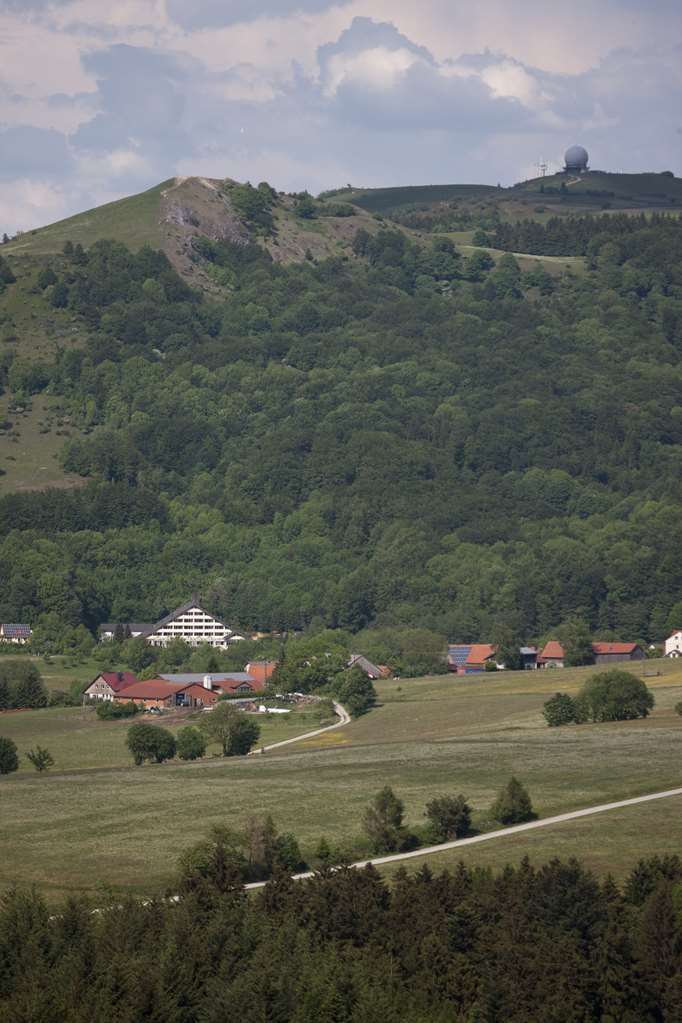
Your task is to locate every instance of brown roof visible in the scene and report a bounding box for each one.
[114,679,185,700]
[538,641,565,661]
[591,642,640,655]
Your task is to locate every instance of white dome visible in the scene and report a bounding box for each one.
[564,145,589,170]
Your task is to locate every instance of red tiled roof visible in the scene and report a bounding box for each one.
[99,671,139,692]
[114,679,185,700]
[538,641,565,661]
[466,644,496,665]
[591,642,640,655]
[667,630,682,638]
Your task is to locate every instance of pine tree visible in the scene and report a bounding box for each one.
[490,777,534,825]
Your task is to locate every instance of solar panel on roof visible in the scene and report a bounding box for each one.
[448,645,471,666]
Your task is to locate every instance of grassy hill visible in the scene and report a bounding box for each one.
[1,660,681,900]
[349,183,498,215]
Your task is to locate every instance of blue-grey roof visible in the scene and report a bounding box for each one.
[448,645,471,666]
[159,673,255,684]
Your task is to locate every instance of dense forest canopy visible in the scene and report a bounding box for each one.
[1,855,681,1022]
[2,211,682,644]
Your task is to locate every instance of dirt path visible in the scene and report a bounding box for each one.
[247,701,351,756]
[244,786,682,889]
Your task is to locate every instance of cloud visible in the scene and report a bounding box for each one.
[0,125,74,180]
[166,0,351,30]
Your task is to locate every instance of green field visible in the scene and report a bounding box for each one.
[1,660,681,901]
[3,180,170,257]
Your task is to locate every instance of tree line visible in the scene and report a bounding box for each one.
[1,851,680,1021]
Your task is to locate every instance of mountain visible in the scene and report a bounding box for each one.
[1,171,682,649]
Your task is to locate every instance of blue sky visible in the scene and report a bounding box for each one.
[0,0,680,232]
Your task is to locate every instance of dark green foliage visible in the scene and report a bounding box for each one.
[577,670,654,722]
[2,855,678,1022]
[0,661,47,709]
[0,255,16,292]
[543,692,581,727]
[25,746,54,771]
[95,700,140,720]
[424,794,471,841]
[3,215,682,647]
[333,667,376,717]
[295,193,317,219]
[126,722,176,765]
[557,617,595,667]
[624,855,682,906]
[362,786,406,853]
[176,725,207,760]
[491,776,535,824]
[0,735,19,774]
[199,702,260,756]
[675,701,682,716]
[36,267,57,290]
[227,181,275,234]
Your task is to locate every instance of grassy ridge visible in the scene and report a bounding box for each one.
[2,660,681,900]
[351,183,497,214]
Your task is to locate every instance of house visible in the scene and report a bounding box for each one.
[83,671,139,701]
[98,623,154,641]
[591,642,645,664]
[158,672,266,694]
[520,647,538,670]
[448,644,497,674]
[347,654,383,679]
[537,641,566,669]
[0,624,32,645]
[665,630,682,658]
[98,600,245,649]
[111,678,187,709]
[245,661,278,687]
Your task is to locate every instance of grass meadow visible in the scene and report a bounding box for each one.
[1,658,681,901]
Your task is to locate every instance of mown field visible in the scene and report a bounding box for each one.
[1,659,681,901]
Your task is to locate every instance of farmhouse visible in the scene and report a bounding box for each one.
[537,641,566,669]
[98,600,245,649]
[448,644,497,674]
[0,623,32,645]
[665,630,682,658]
[246,661,278,687]
[347,654,384,679]
[158,672,265,694]
[83,671,139,701]
[592,642,645,664]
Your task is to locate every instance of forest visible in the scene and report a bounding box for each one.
[1,854,681,1022]
[2,210,682,645]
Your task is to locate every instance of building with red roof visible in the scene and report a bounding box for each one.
[537,641,566,668]
[591,642,644,664]
[83,671,139,701]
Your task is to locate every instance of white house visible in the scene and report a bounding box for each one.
[99,601,245,649]
[665,630,682,658]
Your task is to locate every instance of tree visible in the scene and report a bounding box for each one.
[674,701,682,717]
[0,736,19,774]
[0,661,47,709]
[362,786,406,853]
[543,692,580,727]
[425,795,471,842]
[199,702,260,756]
[176,726,207,761]
[50,280,69,308]
[334,667,376,717]
[26,746,54,772]
[577,670,654,723]
[296,194,317,219]
[126,722,176,765]
[557,618,595,667]
[491,777,534,825]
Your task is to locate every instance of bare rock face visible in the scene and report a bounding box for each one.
[159,177,251,280]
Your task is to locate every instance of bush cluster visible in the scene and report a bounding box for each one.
[543,670,655,727]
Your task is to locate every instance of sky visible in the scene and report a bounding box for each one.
[0,0,681,233]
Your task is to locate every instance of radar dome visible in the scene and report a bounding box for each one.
[564,145,589,171]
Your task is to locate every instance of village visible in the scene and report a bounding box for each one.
[3,599,682,712]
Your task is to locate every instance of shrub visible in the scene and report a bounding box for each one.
[176,726,207,761]
[199,703,260,756]
[96,700,140,720]
[491,777,534,825]
[543,692,580,727]
[26,746,54,772]
[126,722,176,765]
[577,670,654,723]
[425,795,472,842]
[674,701,682,716]
[0,736,19,774]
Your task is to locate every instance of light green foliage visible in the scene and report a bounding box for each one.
[543,692,581,727]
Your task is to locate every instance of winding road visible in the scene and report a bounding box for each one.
[247,701,351,755]
[243,786,682,889]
